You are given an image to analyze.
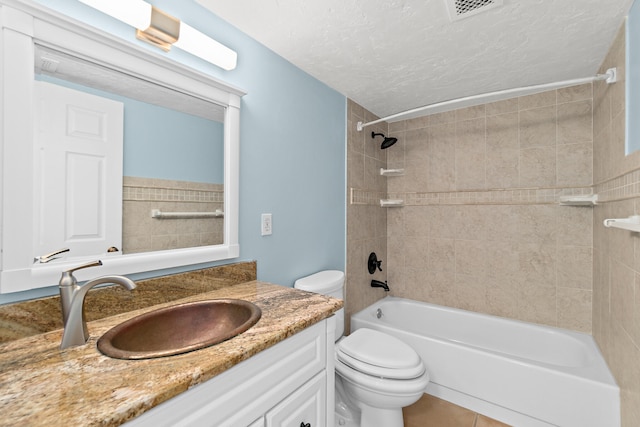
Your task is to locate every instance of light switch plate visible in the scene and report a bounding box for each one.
[261,213,272,236]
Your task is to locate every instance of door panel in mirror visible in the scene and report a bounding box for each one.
[34,81,124,257]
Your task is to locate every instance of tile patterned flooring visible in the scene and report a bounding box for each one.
[403,394,512,427]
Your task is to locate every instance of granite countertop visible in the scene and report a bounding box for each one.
[0,262,259,343]
[0,280,342,427]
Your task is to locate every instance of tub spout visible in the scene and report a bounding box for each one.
[59,260,136,349]
[371,279,389,292]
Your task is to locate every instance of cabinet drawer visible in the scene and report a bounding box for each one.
[266,372,326,427]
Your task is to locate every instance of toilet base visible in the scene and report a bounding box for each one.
[335,374,407,427]
[335,402,404,427]
[360,402,404,427]
[335,413,359,427]
[335,375,360,426]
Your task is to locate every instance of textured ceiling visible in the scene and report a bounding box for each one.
[197,0,634,121]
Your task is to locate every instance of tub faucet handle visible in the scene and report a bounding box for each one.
[368,252,383,274]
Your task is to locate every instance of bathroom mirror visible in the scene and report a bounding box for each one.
[34,45,226,255]
[0,0,244,293]
[627,0,640,153]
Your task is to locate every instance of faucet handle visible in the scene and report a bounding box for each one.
[64,260,103,275]
[60,260,103,288]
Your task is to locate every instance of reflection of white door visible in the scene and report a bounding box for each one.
[33,81,124,259]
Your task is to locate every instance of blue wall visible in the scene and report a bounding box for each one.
[0,0,346,304]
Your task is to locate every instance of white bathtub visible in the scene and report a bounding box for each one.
[350,297,620,427]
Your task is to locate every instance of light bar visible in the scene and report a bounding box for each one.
[79,0,237,71]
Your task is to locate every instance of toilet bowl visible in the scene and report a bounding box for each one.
[294,271,429,427]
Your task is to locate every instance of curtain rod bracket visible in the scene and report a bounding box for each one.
[604,67,617,84]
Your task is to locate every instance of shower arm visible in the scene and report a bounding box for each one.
[356,68,617,131]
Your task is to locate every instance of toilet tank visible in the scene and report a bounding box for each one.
[294,270,344,340]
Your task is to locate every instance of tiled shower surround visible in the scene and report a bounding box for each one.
[348,84,596,332]
[593,24,640,427]
[347,21,640,427]
[386,83,595,332]
[122,176,224,254]
[346,103,389,334]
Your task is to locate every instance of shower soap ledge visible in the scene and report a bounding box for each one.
[380,199,404,207]
[558,194,598,206]
[380,168,405,176]
[603,215,640,232]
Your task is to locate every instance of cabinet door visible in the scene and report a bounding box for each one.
[265,372,326,427]
[124,321,327,427]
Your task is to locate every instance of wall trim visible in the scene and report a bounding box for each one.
[351,186,593,206]
[595,167,640,203]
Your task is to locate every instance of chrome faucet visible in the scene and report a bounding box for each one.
[59,260,136,349]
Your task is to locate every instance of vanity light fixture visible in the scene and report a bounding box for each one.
[78,0,238,71]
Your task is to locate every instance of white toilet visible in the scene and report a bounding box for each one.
[294,270,429,427]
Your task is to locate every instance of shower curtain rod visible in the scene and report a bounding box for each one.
[356,68,617,131]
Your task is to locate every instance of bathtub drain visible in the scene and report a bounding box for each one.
[376,308,383,319]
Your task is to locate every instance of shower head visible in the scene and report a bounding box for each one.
[371,132,398,149]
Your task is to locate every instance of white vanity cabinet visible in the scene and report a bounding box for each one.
[125,317,335,427]
[265,372,326,426]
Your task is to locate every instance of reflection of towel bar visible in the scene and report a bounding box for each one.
[380,199,404,207]
[151,209,224,219]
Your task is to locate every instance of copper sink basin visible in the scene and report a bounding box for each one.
[97,299,261,360]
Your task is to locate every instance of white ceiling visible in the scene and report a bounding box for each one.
[197,0,634,121]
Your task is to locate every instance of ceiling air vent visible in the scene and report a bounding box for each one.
[445,0,503,21]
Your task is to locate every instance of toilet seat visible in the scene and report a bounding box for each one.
[335,357,430,397]
[336,329,425,380]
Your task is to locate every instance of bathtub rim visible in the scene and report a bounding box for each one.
[350,296,617,386]
[350,296,621,427]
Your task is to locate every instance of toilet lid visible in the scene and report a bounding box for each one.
[336,329,425,379]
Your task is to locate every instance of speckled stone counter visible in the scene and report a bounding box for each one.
[0,280,342,427]
[0,262,257,343]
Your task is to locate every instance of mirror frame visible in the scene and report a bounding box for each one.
[0,0,245,293]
